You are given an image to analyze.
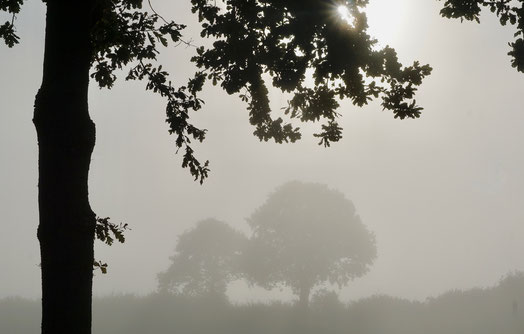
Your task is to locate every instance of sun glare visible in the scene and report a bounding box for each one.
[364,0,411,46]
[337,5,355,27]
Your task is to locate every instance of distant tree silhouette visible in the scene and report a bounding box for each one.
[158,218,247,299]
[439,0,524,72]
[1,0,430,332]
[244,181,376,308]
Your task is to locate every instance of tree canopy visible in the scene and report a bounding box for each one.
[244,181,376,306]
[158,218,247,298]
[191,0,432,147]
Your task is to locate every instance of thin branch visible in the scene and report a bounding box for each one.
[147,0,197,48]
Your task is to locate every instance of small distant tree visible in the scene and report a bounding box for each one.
[158,218,247,299]
[244,181,376,308]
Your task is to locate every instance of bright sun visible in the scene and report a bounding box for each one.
[364,0,411,45]
[336,1,412,46]
[337,5,355,26]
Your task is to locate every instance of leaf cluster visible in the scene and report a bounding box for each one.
[95,216,130,246]
[93,217,130,274]
[89,0,209,183]
[439,0,524,72]
[191,0,432,146]
[93,260,109,274]
[0,0,23,47]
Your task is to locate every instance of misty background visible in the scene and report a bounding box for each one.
[2,0,524,306]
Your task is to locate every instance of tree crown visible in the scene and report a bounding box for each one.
[245,181,376,295]
[158,218,247,297]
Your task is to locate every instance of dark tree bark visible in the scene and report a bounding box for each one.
[33,1,97,333]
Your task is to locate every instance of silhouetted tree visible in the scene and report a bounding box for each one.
[244,181,376,308]
[439,0,524,72]
[158,218,247,299]
[1,0,430,332]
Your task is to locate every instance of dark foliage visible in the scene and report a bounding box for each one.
[92,218,130,273]
[95,217,129,246]
[191,0,432,146]
[89,0,210,183]
[439,0,524,72]
[0,0,23,47]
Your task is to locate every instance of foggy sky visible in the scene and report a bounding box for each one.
[1,0,524,303]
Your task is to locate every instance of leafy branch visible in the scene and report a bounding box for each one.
[93,260,108,274]
[0,0,23,47]
[439,0,524,72]
[93,217,130,274]
[90,0,210,183]
[95,217,130,246]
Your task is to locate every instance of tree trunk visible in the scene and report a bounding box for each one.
[33,1,97,333]
[298,283,311,309]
